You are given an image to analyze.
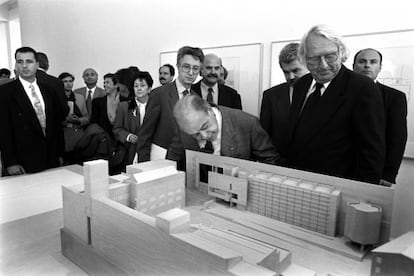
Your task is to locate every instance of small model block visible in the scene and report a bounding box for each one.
[208,172,248,207]
[156,208,190,234]
[370,231,414,276]
[84,160,109,215]
[344,202,382,245]
[126,159,177,175]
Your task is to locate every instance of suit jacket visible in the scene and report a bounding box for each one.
[260,82,291,157]
[63,93,89,152]
[113,101,143,165]
[0,79,65,173]
[91,95,128,139]
[192,80,242,109]
[167,106,279,165]
[74,87,106,102]
[377,82,407,183]
[36,70,69,119]
[286,66,385,184]
[137,81,197,162]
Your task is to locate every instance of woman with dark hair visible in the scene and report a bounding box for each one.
[113,71,153,168]
[91,73,128,139]
[58,72,89,164]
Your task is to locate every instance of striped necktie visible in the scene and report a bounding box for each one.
[29,84,46,135]
[207,88,214,104]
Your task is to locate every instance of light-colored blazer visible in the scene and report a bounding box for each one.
[74,86,106,100]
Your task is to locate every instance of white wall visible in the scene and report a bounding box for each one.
[17,0,414,237]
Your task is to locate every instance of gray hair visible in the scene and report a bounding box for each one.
[173,95,210,133]
[298,25,350,63]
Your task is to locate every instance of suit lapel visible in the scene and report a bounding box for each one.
[219,107,238,157]
[13,80,45,136]
[292,66,349,148]
[168,81,179,110]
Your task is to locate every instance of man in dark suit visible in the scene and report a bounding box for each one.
[167,95,279,165]
[286,25,386,184]
[192,53,242,110]
[137,46,204,162]
[353,48,407,185]
[74,68,105,117]
[36,52,69,118]
[260,43,308,157]
[0,47,66,175]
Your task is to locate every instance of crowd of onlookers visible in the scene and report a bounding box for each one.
[0,24,407,187]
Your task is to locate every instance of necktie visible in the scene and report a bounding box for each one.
[29,84,46,135]
[300,83,323,117]
[202,140,214,154]
[207,88,214,104]
[182,89,189,97]
[86,90,92,115]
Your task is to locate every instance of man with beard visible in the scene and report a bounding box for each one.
[158,64,175,85]
[192,53,242,110]
[260,43,308,158]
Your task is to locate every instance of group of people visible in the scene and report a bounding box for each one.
[0,24,407,186]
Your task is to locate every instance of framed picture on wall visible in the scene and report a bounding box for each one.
[270,29,414,158]
[160,43,263,116]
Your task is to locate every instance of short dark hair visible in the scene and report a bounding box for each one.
[15,46,38,61]
[279,43,300,65]
[176,46,204,65]
[58,72,75,81]
[160,64,175,76]
[134,71,153,87]
[0,68,11,77]
[37,52,49,71]
[353,48,383,65]
[103,73,117,84]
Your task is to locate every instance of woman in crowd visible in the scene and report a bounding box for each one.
[91,73,128,139]
[58,72,89,164]
[113,71,153,168]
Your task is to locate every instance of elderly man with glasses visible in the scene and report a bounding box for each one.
[137,46,204,162]
[286,25,385,185]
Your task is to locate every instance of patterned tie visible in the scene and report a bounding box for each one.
[182,89,189,97]
[86,90,92,115]
[207,88,214,104]
[202,140,214,154]
[29,84,46,135]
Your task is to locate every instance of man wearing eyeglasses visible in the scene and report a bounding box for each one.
[286,25,385,185]
[137,46,204,162]
[192,53,242,109]
[353,48,407,186]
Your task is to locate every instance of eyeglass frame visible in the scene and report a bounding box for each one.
[306,52,340,67]
[179,63,201,74]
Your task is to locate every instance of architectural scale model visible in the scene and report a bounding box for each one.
[370,231,414,276]
[61,159,313,276]
[60,151,396,275]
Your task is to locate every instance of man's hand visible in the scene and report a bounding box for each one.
[7,165,26,176]
[379,179,393,187]
[127,134,138,144]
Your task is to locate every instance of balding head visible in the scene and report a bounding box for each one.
[201,53,222,87]
[82,68,98,87]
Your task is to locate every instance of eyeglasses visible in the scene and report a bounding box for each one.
[306,53,339,66]
[180,63,201,74]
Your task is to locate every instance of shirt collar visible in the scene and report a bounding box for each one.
[19,76,36,88]
[175,79,188,96]
[200,81,218,93]
[309,79,331,96]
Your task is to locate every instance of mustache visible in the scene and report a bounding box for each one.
[160,77,166,81]
[207,73,218,78]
